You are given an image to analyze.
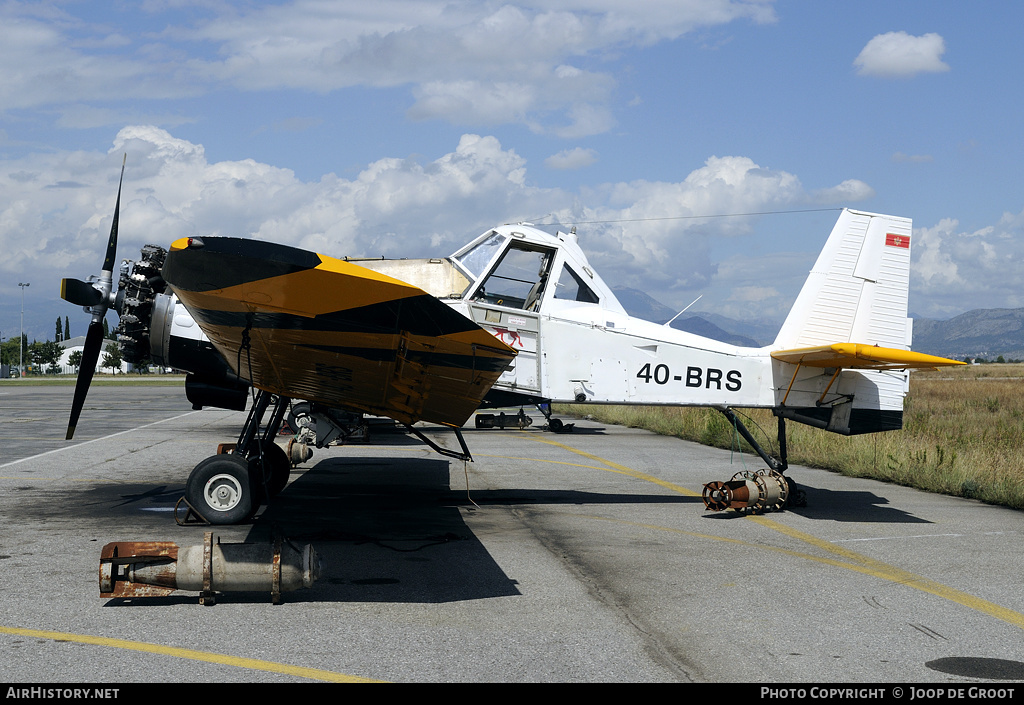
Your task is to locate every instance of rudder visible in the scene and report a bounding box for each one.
[774,209,913,351]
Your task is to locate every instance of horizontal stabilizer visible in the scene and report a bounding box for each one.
[772,343,965,370]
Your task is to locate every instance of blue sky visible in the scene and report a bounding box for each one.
[2,0,1022,344]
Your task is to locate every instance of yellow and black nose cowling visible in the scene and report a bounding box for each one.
[162,236,516,428]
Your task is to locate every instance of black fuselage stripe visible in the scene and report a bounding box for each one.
[294,344,511,373]
[163,238,322,291]
[185,295,481,338]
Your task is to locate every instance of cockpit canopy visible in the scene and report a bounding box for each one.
[450,224,624,316]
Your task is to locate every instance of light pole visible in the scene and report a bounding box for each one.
[18,282,29,377]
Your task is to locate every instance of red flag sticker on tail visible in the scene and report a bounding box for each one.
[885,233,910,248]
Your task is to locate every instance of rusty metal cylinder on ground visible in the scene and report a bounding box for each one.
[99,533,319,603]
[216,439,313,467]
[702,470,789,513]
[474,410,532,429]
[280,437,313,466]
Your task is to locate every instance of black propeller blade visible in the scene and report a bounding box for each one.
[59,278,103,307]
[66,155,125,440]
[66,321,105,440]
[101,156,122,274]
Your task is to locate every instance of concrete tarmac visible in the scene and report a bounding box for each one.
[2,384,1024,683]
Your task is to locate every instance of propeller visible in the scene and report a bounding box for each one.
[62,154,125,440]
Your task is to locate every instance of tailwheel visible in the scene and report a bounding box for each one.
[248,440,291,499]
[286,401,313,436]
[185,454,258,525]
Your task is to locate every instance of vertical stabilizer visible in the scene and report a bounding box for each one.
[774,209,912,350]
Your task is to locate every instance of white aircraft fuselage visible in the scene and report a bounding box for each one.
[435,210,921,436]
[148,209,949,437]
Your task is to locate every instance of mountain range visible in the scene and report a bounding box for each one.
[612,287,775,348]
[910,309,1024,361]
[613,287,1024,361]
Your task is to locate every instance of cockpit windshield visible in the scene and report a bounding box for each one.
[453,231,505,280]
[470,243,555,311]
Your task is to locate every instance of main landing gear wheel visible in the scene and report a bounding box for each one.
[185,454,258,525]
[248,440,290,499]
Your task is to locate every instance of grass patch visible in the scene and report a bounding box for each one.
[557,363,1024,510]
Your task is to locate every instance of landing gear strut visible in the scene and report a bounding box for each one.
[181,390,292,525]
[535,403,574,433]
[701,408,804,514]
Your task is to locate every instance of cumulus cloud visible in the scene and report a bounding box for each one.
[854,31,950,78]
[535,155,867,309]
[0,7,198,112]
[0,127,554,285]
[910,213,1024,316]
[811,179,875,203]
[0,126,875,324]
[913,218,965,290]
[545,147,598,170]
[728,285,782,305]
[0,1,776,135]
[18,124,1023,323]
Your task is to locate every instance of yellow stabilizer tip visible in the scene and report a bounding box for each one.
[772,343,966,370]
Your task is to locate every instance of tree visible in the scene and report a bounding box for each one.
[0,335,27,369]
[64,316,71,341]
[68,349,83,372]
[102,342,123,374]
[55,316,63,342]
[0,338,15,366]
[30,340,63,374]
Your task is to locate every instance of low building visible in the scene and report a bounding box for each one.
[58,336,129,374]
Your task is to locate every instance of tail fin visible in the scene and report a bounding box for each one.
[774,209,912,350]
[771,209,914,435]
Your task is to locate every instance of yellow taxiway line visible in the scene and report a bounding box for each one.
[7,428,1019,679]
[526,433,1024,632]
[0,625,384,683]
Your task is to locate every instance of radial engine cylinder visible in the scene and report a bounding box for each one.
[99,533,319,604]
[702,470,790,514]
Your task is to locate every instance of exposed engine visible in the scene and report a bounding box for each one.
[113,244,249,411]
[115,244,167,366]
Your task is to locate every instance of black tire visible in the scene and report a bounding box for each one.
[248,440,291,499]
[286,401,313,434]
[549,418,564,432]
[185,454,256,525]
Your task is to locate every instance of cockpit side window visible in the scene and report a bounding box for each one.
[471,244,555,311]
[552,264,600,304]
